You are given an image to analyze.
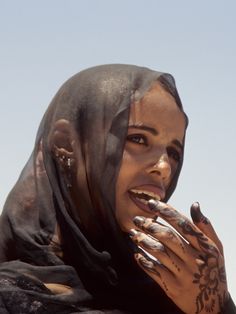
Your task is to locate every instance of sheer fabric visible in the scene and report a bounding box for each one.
[0,65,186,313]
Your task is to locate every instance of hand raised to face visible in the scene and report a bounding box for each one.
[130,200,229,314]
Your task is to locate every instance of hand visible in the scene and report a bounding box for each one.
[130,201,229,314]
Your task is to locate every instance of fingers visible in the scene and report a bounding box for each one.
[130,228,183,274]
[134,253,173,296]
[190,202,223,254]
[132,217,193,259]
[129,201,227,314]
[147,200,217,254]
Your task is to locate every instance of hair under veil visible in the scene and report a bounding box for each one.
[0,64,187,313]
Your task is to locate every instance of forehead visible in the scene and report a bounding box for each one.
[129,82,186,139]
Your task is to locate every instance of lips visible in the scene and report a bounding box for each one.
[128,185,165,214]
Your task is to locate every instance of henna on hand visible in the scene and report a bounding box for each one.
[131,202,230,314]
[191,202,210,225]
[135,254,169,293]
[193,253,227,313]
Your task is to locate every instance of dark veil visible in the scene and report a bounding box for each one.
[0,64,186,313]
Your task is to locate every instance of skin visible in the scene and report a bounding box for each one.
[115,82,186,232]
[52,82,229,312]
[115,82,229,313]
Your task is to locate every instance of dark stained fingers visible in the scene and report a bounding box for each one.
[190,202,224,255]
[132,216,195,259]
[147,200,219,255]
[130,229,184,275]
[134,253,174,296]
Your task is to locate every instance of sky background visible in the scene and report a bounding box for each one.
[0,0,236,301]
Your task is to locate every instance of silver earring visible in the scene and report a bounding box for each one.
[66,157,72,188]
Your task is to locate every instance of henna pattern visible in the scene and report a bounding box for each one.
[159,206,179,219]
[177,219,215,252]
[218,290,228,312]
[146,222,166,235]
[200,216,210,225]
[133,216,146,228]
[177,216,226,313]
[138,256,169,293]
[139,236,181,273]
[140,237,165,252]
[171,260,180,272]
[193,253,226,313]
[138,256,161,278]
[191,203,210,225]
[134,209,227,313]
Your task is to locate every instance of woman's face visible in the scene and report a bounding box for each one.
[115,82,186,232]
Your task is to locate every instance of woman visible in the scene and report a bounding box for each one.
[0,64,234,313]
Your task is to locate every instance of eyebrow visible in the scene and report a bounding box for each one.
[128,124,184,152]
[128,124,158,135]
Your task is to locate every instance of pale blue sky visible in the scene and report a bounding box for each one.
[1,0,236,300]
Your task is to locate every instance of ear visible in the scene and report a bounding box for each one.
[49,119,76,160]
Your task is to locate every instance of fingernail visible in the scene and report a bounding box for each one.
[133,216,145,227]
[148,199,161,212]
[190,202,209,224]
[190,202,201,223]
[129,229,139,237]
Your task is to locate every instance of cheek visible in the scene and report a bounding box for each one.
[116,150,132,195]
[170,161,179,180]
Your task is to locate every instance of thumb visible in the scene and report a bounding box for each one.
[190,202,223,255]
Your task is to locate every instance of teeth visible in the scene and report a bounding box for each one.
[129,189,161,201]
[138,198,148,205]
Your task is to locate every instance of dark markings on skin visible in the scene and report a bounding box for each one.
[135,214,226,312]
[178,219,220,257]
[193,254,227,314]
[138,256,169,293]
[140,237,165,252]
[146,223,165,235]
[201,216,210,225]
[142,222,176,242]
[178,219,205,239]
[162,280,169,292]
[133,216,145,228]
[177,219,212,250]
[191,204,210,225]
[133,217,164,236]
[159,206,179,219]
[218,291,228,312]
[145,219,187,256]
[171,260,180,272]
[218,266,227,283]
[138,256,161,278]
[148,206,211,252]
[165,209,226,313]
[141,236,181,273]
[181,217,226,314]
[158,207,212,253]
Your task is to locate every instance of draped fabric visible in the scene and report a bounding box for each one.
[0,64,186,313]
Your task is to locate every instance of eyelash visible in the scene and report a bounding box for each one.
[126,134,181,163]
[167,147,181,162]
[126,134,148,145]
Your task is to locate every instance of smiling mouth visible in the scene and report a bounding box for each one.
[129,189,161,205]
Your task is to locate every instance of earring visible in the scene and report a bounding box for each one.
[54,149,73,188]
[66,157,72,188]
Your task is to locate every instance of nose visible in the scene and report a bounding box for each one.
[148,154,172,182]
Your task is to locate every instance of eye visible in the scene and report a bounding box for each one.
[167,147,181,162]
[126,134,148,145]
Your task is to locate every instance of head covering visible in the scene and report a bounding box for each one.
[0,64,186,313]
